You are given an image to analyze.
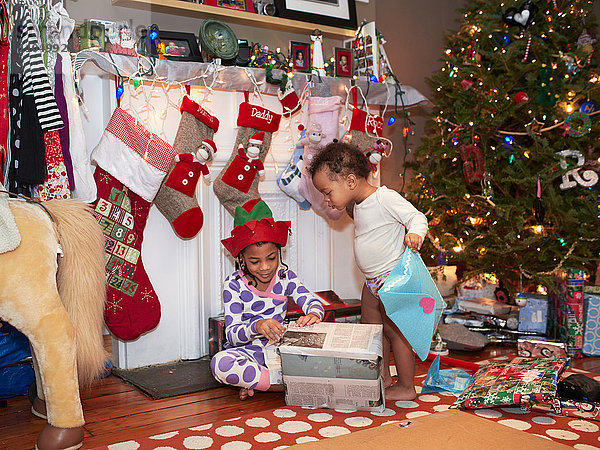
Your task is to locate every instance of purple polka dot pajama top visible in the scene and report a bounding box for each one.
[210,268,325,390]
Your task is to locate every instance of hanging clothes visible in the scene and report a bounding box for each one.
[0,0,9,184]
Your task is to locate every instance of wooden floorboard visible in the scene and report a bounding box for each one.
[1,343,599,449]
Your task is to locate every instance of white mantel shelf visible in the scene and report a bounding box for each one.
[75,51,430,108]
[111,0,356,39]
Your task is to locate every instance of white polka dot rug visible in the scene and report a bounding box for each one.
[93,359,600,449]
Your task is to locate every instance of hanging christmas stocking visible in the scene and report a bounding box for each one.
[277,126,311,209]
[213,92,281,215]
[92,167,160,341]
[91,107,176,340]
[154,96,220,239]
[343,86,384,153]
[32,131,71,201]
[298,92,344,220]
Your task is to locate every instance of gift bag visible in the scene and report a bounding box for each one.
[379,250,446,361]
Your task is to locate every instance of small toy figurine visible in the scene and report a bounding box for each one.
[196,138,218,182]
[238,131,265,177]
[365,139,389,173]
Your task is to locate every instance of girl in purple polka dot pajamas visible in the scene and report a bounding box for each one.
[212,199,325,399]
[210,199,324,400]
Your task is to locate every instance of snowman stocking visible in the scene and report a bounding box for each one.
[213,92,281,215]
[154,96,220,239]
[91,108,176,340]
[298,94,344,220]
[277,126,311,209]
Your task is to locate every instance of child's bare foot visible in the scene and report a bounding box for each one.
[239,388,255,400]
[385,383,416,401]
[382,374,394,388]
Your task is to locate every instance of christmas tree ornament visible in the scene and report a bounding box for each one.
[525,117,544,134]
[494,280,510,304]
[460,79,474,90]
[502,0,538,29]
[561,111,592,137]
[459,144,485,184]
[154,96,220,239]
[92,167,161,341]
[213,92,281,215]
[580,101,597,114]
[481,171,494,198]
[557,150,599,190]
[577,29,596,57]
[533,178,545,223]
[514,91,529,103]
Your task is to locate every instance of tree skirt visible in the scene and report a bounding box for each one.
[94,357,600,449]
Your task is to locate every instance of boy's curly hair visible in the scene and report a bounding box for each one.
[307,141,371,180]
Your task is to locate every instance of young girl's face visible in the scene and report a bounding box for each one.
[241,242,280,286]
[313,167,354,211]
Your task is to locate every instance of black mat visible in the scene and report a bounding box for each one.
[112,357,222,400]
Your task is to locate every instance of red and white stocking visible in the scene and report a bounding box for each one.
[213,92,281,215]
[92,166,160,341]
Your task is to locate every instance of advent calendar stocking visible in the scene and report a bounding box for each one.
[91,107,176,340]
[213,92,281,215]
[154,96,220,239]
[298,93,344,220]
[93,167,160,341]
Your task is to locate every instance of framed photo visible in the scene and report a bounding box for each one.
[334,47,352,77]
[204,0,255,12]
[275,0,357,30]
[157,31,203,62]
[290,41,311,73]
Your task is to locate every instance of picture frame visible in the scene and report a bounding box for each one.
[156,31,203,62]
[290,41,311,73]
[204,0,255,12]
[333,47,353,77]
[275,0,357,30]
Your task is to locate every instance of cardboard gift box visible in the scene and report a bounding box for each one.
[518,293,549,334]
[278,322,384,412]
[583,294,600,356]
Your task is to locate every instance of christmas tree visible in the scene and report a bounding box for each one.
[410,0,599,291]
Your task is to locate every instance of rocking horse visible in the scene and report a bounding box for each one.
[0,194,107,450]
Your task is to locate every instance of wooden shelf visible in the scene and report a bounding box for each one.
[111,0,356,39]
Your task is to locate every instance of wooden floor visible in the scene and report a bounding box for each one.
[1,340,599,450]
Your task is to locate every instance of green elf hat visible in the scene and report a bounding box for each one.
[221,198,291,258]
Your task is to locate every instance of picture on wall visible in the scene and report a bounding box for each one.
[204,0,255,12]
[290,41,311,73]
[334,47,353,77]
[275,0,357,29]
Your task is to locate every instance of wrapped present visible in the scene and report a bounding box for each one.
[518,293,548,334]
[278,322,384,412]
[583,294,600,356]
[560,302,584,354]
[453,357,569,409]
[457,274,498,300]
[457,296,512,315]
[517,337,568,358]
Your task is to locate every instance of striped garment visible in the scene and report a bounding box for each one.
[13,4,63,132]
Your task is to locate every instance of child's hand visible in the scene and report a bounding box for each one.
[295,314,321,327]
[404,233,423,252]
[256,318,286,343]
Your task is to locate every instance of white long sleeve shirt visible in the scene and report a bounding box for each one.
[353,186,428,279]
